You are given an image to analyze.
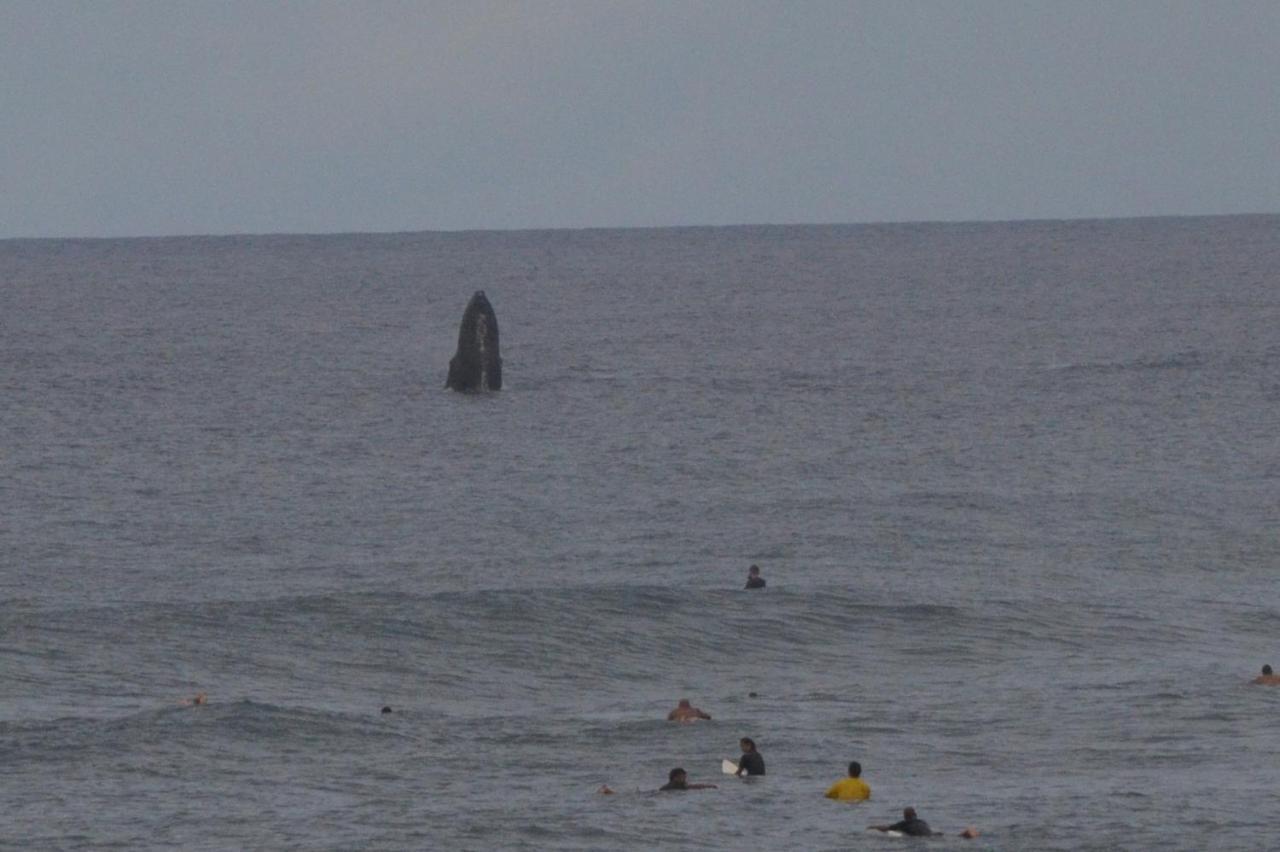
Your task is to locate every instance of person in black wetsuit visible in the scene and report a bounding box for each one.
[869,807,934,836]
[744,564,766,589]
[734,738,765,776]
[659,767,717,791]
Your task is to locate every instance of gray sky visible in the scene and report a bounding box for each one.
[2,1,1277,238]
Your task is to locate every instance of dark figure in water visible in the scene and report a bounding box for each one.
[744,564,766,589]
[734,737,765,777]
[445,291,502,392]
[869,807,935,836]
[659,767,717,791]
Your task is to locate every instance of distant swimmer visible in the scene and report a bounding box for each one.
[668,698,712,722]
[734,737,765,776]
[869,807,935,837]
[659,767,717,791]
[866,809,978,838]
[825,761,871,801]
[381,706,393,714]
[182,692,208,706]
[597,785,616,795]
[744,564,766,589]
[1252,664,1280,685]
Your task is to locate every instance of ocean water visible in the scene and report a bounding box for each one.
[2,216,1278,851]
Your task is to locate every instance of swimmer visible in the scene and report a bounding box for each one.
[667,698,712,722]
[381,706,393,714]
[734,737,765,777]
[1252,664,1280,685]
[869,807,935,837]
[182,692,208,706]
[744,564,766,589]
[869,807,979,838]
[658,767,717,791]
[825,760,871,801]
[596,785,616,795]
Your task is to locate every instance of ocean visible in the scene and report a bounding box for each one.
[2,216,1277,850]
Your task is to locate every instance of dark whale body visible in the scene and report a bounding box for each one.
[445,291,502,392]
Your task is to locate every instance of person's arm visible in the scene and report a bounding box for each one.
[667,710,678,720]
[734,760,745,778]
[697,709,712,720]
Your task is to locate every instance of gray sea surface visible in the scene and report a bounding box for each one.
[2,216,1278,851]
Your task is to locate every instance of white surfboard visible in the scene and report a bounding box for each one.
[721,758,739,775]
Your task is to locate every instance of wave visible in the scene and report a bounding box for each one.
[1044,348,1207,376]
[3,584,1141,679]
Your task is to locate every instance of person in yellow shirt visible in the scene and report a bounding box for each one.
[825,761,871,801]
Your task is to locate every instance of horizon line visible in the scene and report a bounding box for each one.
[2,209,1276,244]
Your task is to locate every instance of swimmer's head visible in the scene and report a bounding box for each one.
[848,761,862,777]
[1264,665,1274,676]
[381,706,392,714]
[740,737,756,751]
[668,767,686,782]
[748,565,760,575]
[903,807,917,820]
[677,698,691,708]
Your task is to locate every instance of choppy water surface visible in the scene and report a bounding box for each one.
[2,217,1279,850]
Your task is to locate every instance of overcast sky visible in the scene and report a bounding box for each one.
[2,1,1277,238]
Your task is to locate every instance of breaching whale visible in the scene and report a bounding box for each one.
[445,290,502,392]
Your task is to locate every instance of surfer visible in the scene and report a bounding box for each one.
[869,807,935,836]
[734,738,765,776]
[667,698,712,722]
[659,768,717,791]
[182,692,207,706]
[825,761,871,801]
[744,564,766,589]
[1252,664,1280,685]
